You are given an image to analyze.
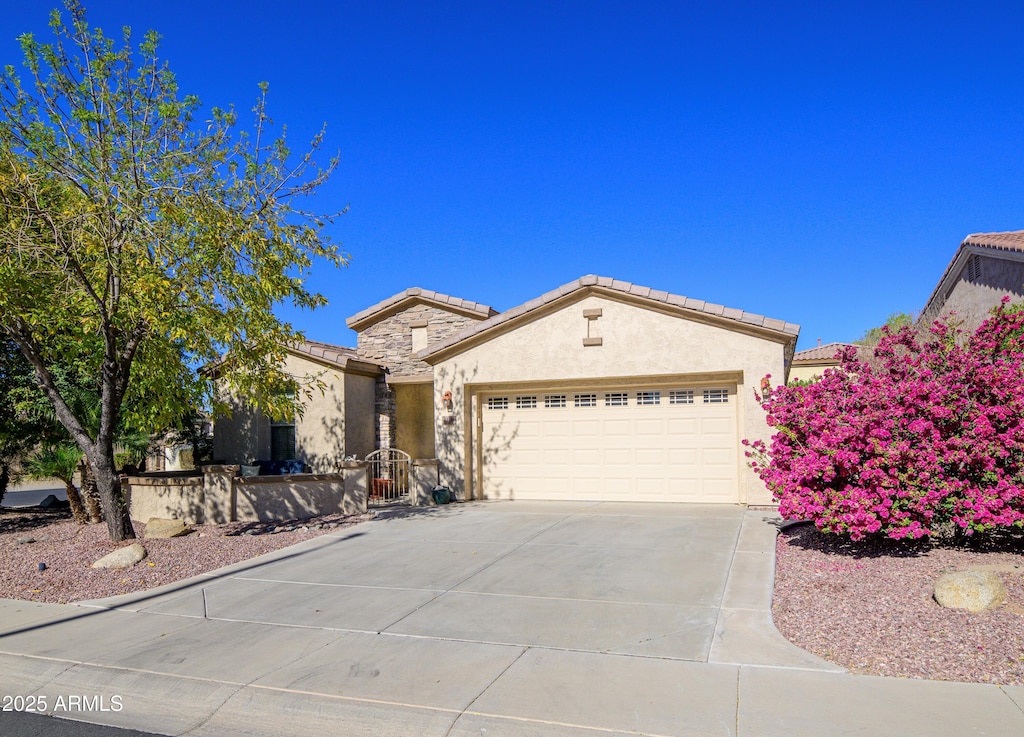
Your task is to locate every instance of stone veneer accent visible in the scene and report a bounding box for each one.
[375,374,396,449]
[354,301,491,448]
[356,302,487,378]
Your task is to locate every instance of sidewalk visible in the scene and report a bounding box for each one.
[0,503,1021,737]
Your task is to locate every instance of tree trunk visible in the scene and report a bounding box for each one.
[80,460,103,523]
[64,480,89,524]
[89,453,135,542]
[0,463,8,508]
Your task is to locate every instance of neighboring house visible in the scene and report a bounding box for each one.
[788,342,855,383]
[214,275,800,506]
[922,230,1024,331]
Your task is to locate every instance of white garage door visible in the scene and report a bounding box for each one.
[480,385,739,503]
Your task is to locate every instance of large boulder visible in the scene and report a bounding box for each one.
[91,543,147,569]
[934,570,1006,613]
[144,518,191,539]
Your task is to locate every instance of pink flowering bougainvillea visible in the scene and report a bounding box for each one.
[745,301,1024,540]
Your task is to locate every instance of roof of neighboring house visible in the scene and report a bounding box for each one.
[923,230,1024,317]
[419,274,800,362]
[346,287,498,331]
[792,342,855,363]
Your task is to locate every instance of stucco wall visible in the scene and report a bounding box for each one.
[939,255,1024,332]
[281,352,347,472]
[431,293,789,505]
[213,353,376,470]
[128,466,369,524]
[395,382,435,459]
[128,476,206,524]
[343,373,376,460]
[213,393,269,465]
[788,363,838,384]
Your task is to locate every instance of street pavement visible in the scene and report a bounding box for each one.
[0,501,1021,736]
[3,480,68,509]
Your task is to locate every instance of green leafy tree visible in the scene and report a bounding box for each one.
[856,312,915,347]
[0,2,346,541]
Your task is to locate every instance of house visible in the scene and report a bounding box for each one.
[922,230,1024,331]
[788,342,855,383]
[212,341,381,472]
[213,275,800,506]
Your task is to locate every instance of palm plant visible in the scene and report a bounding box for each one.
[24,442,88,523]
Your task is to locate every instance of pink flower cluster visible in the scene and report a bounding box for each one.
[745,302,1024,540]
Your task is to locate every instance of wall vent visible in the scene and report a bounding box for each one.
[966,255,981,282]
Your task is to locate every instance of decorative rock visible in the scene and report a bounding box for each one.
[91,543,147,569]
[144,518,191,539]
[38,494,60,508]
[934,570,1006,613]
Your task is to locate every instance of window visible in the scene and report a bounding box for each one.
[545,394,567,408]
[605,392,628,406]
[269,388,298,461]
[669,390,694,405]
[487,397,509,410]
[637,390,661,405]
[270,420,296,461]
[516,396,537,409]
[574,393,597,407]
[703,388,729,404]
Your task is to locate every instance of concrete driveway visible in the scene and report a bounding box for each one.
[1,501,1022,737]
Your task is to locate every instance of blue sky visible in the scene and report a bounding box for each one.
[3,1,1023,350]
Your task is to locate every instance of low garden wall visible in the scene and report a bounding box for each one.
[127,463,371,525]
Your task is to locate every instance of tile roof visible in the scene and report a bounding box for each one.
[923,230,1024,316]
[420,275,800,360]
[792,342,855,362]
[346,287,497,329]
[962,230,1024,252]
[203,340,376,377]
[290,340,380,371]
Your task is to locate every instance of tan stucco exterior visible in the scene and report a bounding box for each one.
[933,254,1024,332]
[394,382,435,459]
[213,351,377,471]
[787,362,839,383]
[213,394,270,465]
[429,291,791,505]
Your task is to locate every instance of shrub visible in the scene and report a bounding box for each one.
[745,300,1024,540]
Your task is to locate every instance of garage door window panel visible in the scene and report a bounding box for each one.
[669,390,695,405]
[703,388,729,404]
[637,390,661,405]
[574,393,597,407]
[605,392,628,406]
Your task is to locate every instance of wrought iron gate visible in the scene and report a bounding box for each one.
[365,448,411,506]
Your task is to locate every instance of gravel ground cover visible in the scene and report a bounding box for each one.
[0,506,370,604]
[774,522,1024,685]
